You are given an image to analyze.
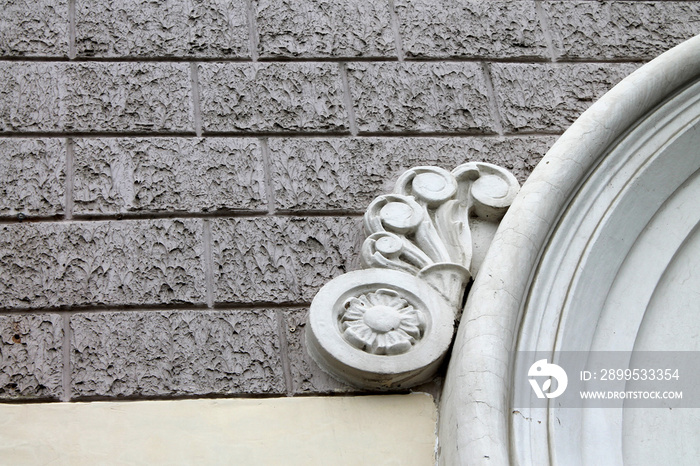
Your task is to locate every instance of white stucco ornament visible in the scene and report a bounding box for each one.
[340,288,425,355]
[306,163,519,389]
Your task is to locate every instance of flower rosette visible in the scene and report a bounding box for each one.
[306,269,453,390]
[340,289,426,356]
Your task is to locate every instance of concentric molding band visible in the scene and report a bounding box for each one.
[438,33,700,466]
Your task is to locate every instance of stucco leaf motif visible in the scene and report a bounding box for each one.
[306,162,519,389]
[339,289,425,355]
[361,163,519,309]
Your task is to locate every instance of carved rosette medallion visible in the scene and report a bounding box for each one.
[340,289,426,355]
[306,162,519,389]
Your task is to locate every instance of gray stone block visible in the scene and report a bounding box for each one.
[0,219,205,309]
[256,0,395,58]
[71,310,285,398]
[396,0,548,59]
[199,63,349,133]
[211,216,362,304]
[282,308,356,394]
[63,63,194,132]
[346,63,495,133]
[0,314,63,400]
[491,63,640,133]
[0,138,65,217]
[0,0,69,56]
[0,63,62,132]
[543,1,700,60]
[73,138,267,214]
[268,136,556,211]
[76,0,249,57]
[0,63,193,133]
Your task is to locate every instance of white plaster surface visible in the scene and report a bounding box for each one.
[519,77,700,466]
[0,394,437,466]
[622,220,700,465]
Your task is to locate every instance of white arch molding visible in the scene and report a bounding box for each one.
[439,34,700,465]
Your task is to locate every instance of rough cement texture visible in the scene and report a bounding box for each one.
[268,136,556,211]
[211,216,362,304]
[63,63,194,132]
[0,63,193,133]
[492,63,640,133]
[0,219,205,309]
[282,309,356,394]
[256,0,395,58]
[0,0,69,56]
[0,63,62,132]
[73,138,267,214]
[396,0,548,59]
[0,314,63,399]
[199,63,349,133]
[543,1,700,60]
[0,0,688,400]
[0,138,65,217]
[347,62,495,133]
[71,310,285,397]
[76,0,249,57]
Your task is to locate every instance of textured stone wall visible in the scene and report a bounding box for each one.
[1,0,699,401]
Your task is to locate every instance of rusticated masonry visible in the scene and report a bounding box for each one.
[1,0,700,401]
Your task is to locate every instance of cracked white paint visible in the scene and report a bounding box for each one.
[439,34,700,465]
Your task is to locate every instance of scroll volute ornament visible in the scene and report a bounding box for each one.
[306,162,519,389]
